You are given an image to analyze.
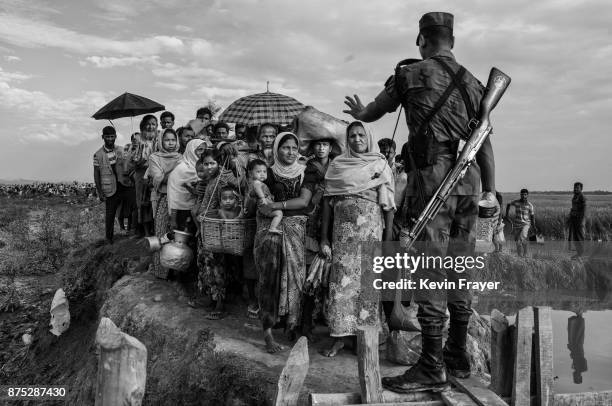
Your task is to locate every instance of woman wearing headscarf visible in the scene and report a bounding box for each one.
[259,137,340,337]
[147,128,182,279]
[319,121,395,357]
[254,132,307,353]
[132,114,158,237]
[167,138,206,232]
[195,144,241,317]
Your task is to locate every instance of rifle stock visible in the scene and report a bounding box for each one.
[399,67,511,250]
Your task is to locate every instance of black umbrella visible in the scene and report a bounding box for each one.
[92,92,165,120]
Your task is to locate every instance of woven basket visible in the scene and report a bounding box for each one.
[201,217,256,256]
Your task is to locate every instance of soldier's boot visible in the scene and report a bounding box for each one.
[382,329,448,393]
[443,320,471,378]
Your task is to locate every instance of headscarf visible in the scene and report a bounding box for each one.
[324,121,395,209]
[147,130,182,192]
[167,139,205,211]
[271,132,306,181]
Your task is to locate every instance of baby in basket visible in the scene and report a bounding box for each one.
[247,159,282,234]
[218,185,242,220]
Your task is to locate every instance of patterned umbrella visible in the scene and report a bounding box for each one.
[219,91,305,126]
[92,92,165,120]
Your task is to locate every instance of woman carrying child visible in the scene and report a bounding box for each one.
[259,137,339,340]
[196,144,242,319]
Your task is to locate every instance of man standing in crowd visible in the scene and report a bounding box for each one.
[343,12,496,392]
[568,182,587,259]
[249,123,277,167]
[506,188,536,257]
[213,122,231,140]
[378,138,399,179]
[160,111,175,130]
[93,126,131,244]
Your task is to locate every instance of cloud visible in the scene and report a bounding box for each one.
[0,13,186,56]
[80,55,160,68]
[175,25,193,33]
[154,82,187,91]
[4,55,21,62]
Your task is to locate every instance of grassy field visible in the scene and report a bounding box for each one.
[501,192,612,241]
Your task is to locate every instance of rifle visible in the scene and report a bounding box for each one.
[399,67,511,249]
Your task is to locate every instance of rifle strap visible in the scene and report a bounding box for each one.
[431,57,477,138]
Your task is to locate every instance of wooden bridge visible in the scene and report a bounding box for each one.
[273,306,612,406]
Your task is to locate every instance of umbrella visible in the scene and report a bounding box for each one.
[92,92,165,120]
[219,91,304,126]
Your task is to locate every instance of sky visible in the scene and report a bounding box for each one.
[0,0,611,191]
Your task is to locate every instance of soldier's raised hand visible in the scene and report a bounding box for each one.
[343,94,366,120]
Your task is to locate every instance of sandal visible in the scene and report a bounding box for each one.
[247,305,260,319]
[206,311,226,320]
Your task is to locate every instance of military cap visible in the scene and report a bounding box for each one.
[416,12,454,45]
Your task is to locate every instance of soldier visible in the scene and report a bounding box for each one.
[343,12,496,392]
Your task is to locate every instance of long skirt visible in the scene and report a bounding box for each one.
[151,195,171,279]
[327,196,382,337]
[255,215,307,330]
[197,250,227,301]
[134,169,153,224]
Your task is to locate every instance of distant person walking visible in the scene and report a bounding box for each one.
[492,192,505,252]
[506,188,536,257]
[568,182,587,259]
[93,126,130,244]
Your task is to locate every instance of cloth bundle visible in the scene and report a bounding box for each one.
[304,254,331,292]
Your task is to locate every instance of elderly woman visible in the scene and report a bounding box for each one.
[319,121,395,357]
[253,132,307,353]
[132,114,158,237]
[147,128,182,279]
[260,138,338,338]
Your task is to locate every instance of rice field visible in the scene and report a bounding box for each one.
[500,193,612,241]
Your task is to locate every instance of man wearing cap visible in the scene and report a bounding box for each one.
[344,12,496,392]
[93,126,130,244]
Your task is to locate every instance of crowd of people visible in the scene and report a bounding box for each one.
[93,107,410,355]
[0,182,96,199]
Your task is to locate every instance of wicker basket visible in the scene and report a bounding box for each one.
[201,217,256,256]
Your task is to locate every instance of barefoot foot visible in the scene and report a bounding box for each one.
[320,338,344,357]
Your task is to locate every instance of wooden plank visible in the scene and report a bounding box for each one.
[310,392,360,406]
[273,336,309,406]
[535,307,554,406]
[512,306,534,406]
[442,390,479,406]
[356,326,384,403]
[490,309,514,397]
[309,390,439,405]
[95,317,147,406]
[553,390,612,406]
[448,375,508,406]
